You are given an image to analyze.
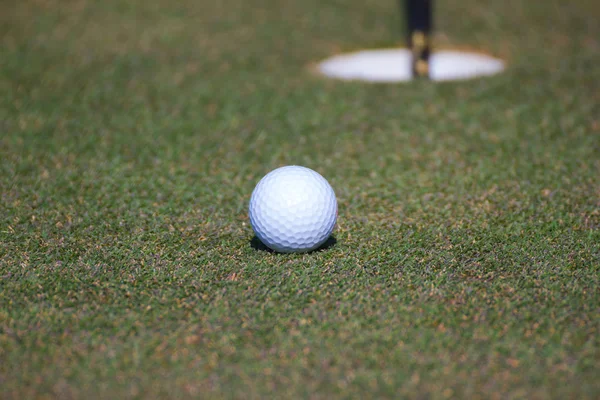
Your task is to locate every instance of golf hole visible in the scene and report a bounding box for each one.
[316,49,505,83]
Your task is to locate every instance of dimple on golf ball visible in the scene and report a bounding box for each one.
[249,165,337,253]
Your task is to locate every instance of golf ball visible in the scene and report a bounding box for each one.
[249,165,337,253]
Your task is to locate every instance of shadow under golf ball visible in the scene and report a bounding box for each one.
[250,235,338,254]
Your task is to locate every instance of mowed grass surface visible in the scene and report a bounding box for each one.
[1,0,599,398]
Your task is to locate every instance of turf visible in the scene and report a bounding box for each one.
[1,0,599,398]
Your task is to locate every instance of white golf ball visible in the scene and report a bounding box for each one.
[249,165,337,253]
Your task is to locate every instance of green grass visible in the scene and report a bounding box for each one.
[1,0,599,398]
